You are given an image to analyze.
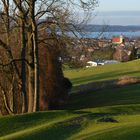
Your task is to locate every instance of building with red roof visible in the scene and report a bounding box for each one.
[112,35,124,44]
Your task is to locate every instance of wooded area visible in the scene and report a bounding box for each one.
[0,0,97,115]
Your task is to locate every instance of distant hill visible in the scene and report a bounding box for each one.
[80,25,140,32]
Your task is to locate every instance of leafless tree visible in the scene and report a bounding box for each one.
[0,0,98,114]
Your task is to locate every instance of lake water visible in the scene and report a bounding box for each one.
[80,31,140,39]
[66,31,140,39]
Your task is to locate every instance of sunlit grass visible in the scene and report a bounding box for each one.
[0,60,140,140]
[0,83,140,140]
[64,59,140,86]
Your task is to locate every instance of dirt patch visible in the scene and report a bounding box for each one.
[117,76,140,86]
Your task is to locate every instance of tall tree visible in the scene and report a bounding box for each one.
[0,0,98,114]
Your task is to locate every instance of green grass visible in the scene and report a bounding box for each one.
[0,60,140,140]
[64,83,140,110]
[0,83,140,140]
[64,59,140,86]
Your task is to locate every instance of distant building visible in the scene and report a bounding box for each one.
[112,35,124,44]
[86,61,97,68]
[98,40,108,47]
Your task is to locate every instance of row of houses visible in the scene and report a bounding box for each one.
[63,35,140,67]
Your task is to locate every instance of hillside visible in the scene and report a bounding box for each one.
[0,60,140,140]
[64,59,140,86]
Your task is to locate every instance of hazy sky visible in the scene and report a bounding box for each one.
[97,0,140,11]
[91,0,140,25]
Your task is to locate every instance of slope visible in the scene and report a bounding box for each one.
[0,60,140,140]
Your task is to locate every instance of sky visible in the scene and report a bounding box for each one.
[91,0,140,25]
[97,0,140,11]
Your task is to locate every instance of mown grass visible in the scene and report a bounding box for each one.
[64,59,140,86]
[64,83,140,110]
[0,83,140,140]
[0,60,140,140]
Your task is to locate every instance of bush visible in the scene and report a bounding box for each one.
[92,47,115,60]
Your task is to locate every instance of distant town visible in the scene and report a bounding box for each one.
[63,34,140,68]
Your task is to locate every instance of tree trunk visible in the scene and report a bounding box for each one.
[27,32,34,113]
[20,18,28,113]
[28,0,39,112]
[32,23,39,112]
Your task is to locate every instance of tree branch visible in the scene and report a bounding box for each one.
[0,58,31,67]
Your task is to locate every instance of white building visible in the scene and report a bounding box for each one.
[86,61,97,68]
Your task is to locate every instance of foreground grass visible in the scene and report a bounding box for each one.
[0,83,140,140]
[0,60,140,140]
[64,59,140,86]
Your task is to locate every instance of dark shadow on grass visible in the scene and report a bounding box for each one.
[62,83,140,110]
[0,111,72,137]
[13,122,81,140]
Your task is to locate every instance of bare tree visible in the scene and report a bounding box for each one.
[0,0,98,114]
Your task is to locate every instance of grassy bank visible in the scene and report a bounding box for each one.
[0,83,140,140]
[0,60,140,140]
[64,59,140,86]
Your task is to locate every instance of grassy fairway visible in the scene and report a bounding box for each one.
[64,59,140,86]
[0,60,140,140]
[0,83,140,140]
